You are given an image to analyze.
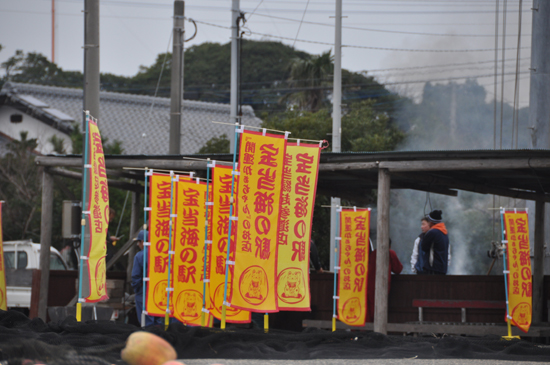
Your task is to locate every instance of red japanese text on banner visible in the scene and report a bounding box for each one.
[276,143,321,311]
[208,165,250,322]
[82,119,109,302]
[337,209,370,327]
[0,202,7,310]
[231,131,287,313]
[146,173,174,317]
[172,177,212,325]
[503,211,532,333]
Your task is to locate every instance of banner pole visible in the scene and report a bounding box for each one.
[264,313,269,332]
[77,111,91,322]
[221,124,240,330]
[165,171,177,330]
[332,206,341,332]
[201,159,213,327]
[141,168,151,327]
[500,208,519,340]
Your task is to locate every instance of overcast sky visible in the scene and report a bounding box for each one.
[0,0,533,106]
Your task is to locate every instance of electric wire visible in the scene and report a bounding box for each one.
[251,12,531,38]
[292,0,311,48]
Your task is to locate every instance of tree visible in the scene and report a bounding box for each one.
[198,134,230,154]
[284,51,334,112]
[0,132,41,240]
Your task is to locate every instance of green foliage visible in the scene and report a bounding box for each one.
[0,132,41,241]
[1,50,82,88]
[198,134,230,154]
[48,135,67,154]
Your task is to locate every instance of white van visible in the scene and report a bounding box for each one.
[3,240,68,310]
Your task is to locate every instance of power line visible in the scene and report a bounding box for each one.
[251,13,532,38]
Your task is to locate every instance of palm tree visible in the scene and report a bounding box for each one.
[284,50,334,112]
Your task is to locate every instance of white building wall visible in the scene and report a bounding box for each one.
[0,106,73,154]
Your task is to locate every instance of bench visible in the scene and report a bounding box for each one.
[412,299,506,323]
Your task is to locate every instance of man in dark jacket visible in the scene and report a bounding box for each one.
[420,210,450,275]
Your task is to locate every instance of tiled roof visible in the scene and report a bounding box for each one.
[0,82,262,155]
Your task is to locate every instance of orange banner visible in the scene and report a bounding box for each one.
[0,202,6,310]
[231,131,286,313]
[503,211,532,333]
[337,209,370,327]
[146,173,174,317]
[208,165,250,322]
[172,177,212,325]
[82,119,109,302]
[276,143,321,311]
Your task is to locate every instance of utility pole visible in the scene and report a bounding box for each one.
[329,0,342,272]
[229,0,240,153]
[51,0,56,63]
[169,0,184,155]
[528,0,550,324]
[83,0,100,126]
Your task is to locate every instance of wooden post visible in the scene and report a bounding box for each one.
[374,168,390,334]
[533,200,545,324]
[38,170,54,321]
[126,190,140,292]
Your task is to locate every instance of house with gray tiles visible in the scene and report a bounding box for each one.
[0,82,262,155]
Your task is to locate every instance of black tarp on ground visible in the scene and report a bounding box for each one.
[0,310,549,364]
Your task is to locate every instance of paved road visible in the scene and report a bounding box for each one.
[179,360,550,365]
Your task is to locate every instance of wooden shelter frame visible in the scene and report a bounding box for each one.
[35,149,550,333]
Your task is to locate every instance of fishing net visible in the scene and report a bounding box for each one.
[0,310,549,364]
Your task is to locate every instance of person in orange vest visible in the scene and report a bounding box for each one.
[366,238,403,322]
[419,209,450,275]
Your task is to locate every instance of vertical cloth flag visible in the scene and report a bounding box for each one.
[81,119,109,302]
[337,208,370,327]
[147,173,174,317]
[503,210,532,333]
[231,131,287,313]
[172,177,212,325]
[209,165,250,322]
[0,202,7,310]
[276,143,321,310]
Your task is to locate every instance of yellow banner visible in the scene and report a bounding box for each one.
[146,173,174,317]
[232,131,286,313]
[504,211,532,333]
[337,209,370,327]
[208,165,250,323]
[276,143,321,310]
[0,202,6,310]
[83,120,109,302]
[172,177,212,326]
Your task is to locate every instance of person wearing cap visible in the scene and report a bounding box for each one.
[420,210,450,275]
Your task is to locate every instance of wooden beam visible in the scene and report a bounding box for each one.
[533,200,545,324]
[319,162,378,172]
[392,172,549,202]
[38,170,54,321]
[374,168,390,335]
[35,156,208,171]
[48,167,142,193]
[380,158,550,172]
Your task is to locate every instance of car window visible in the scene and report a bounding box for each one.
[4,251,28,269]
[50,253,67,270]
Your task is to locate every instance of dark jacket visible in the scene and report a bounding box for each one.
[420,225,449,274]
[131,250,144,297]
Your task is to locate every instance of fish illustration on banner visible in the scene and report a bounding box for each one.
[231,131,287,313]
[172,176,212,326]
[503,211,532,333]
[0,202,6,310]
[208,165,250,323]
[337,208,370,327]
[146,173,174,318]
[81,118,109,302]
[276,143,321,311]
